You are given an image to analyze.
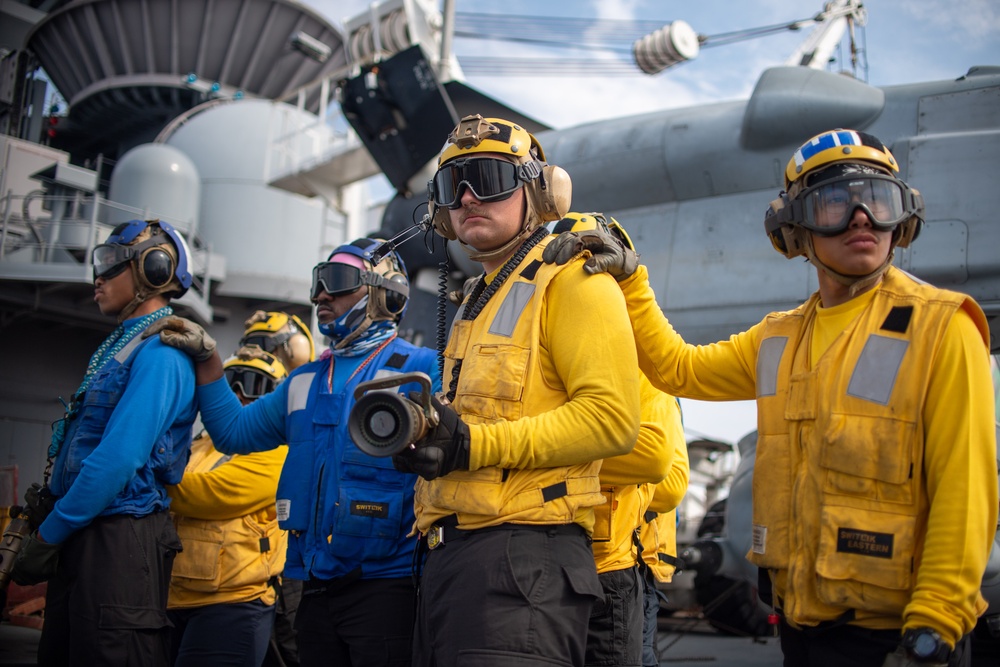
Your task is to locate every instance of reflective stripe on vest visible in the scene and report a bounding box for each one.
[488,282,536,338]
[756,336,787,398]
[847,335,908,405]
[287,373,315,414]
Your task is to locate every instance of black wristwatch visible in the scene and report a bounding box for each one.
[900,627,951,663]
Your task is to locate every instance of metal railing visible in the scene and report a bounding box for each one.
[0,189,218,323]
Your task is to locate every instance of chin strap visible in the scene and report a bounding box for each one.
[803,234,895,299]
[118,281,151,323]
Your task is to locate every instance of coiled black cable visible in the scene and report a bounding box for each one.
[435,256,449,381]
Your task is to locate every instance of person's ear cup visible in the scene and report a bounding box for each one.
[139,247,175,288]
[525,165,572,224]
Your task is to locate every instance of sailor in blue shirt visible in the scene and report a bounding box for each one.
[12,219,197,666]
[153,239,441,667]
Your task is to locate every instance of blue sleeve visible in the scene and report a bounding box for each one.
[197,375,287,455]
[428,354,442,394]
[42,340,195,544]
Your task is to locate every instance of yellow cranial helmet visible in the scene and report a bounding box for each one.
[767,129,923,261]
[240,311,315,371]
[784,128,899,194]
[548,212,635,252]
[427,114,572,252]
[223,347,288,400]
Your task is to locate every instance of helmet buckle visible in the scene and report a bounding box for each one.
[518,161,542,181]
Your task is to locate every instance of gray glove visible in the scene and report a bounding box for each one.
[881,647,946,667]
[143,316,217,362]
[392,394,470,481]
[542,229,639,281]
[11,531,60,586]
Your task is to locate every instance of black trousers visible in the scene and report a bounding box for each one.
[294,577,415,667]
[39,511,181,667]
[780,617,972,667]
[413,524,602,667]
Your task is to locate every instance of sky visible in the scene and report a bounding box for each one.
[306,0,1000,445]
[313,0,1000,130]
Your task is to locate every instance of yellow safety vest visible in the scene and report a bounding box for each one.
[640,509,679,584]
[168,435,287,608]
[749,267,989,627]
[414,242,605,533]
[592,481,650,574]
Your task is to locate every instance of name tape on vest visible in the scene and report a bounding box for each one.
[837,527,894,559]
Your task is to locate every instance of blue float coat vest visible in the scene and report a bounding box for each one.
[276,338,440,581]
[50,332,194,517]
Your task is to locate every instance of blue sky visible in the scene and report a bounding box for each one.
[314,0,1000,130]
[308,0,999,443]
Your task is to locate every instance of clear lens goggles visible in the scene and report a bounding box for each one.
[430,157,528,209]
[796,174,917,236]
[225,367,278,399]
[92,243,136,281]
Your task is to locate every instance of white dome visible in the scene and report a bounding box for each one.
[108,143,200,235]
[166,99,341,303]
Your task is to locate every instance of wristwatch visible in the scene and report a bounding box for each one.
[900,628,951,663]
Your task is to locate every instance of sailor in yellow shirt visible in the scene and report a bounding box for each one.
[545,129,997,667]
[167,348,289,667]
[549,212,681,666]
[639,398,689,667]
[391,116,642,667]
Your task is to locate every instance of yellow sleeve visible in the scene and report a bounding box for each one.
[168,446,288,521]
[620,265,760,401]
[903,307,998,645]
[647,400,690,514]
[599,375,675,486]
[470,266,641,470]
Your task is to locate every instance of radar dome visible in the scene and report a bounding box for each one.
[108,144,201,235]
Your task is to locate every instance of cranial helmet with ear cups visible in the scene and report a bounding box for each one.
[427,114,572,241]
[312,238,410,350]
[318,238,410,321]
[240,311,316,372]
[222,347,288,400]
[96,219,192,296]
[765,129,923,260]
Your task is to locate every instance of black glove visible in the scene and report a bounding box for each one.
[22,483,56,531]
[143,316,217,362]
[392,394,470,481]
[11,531,60,586]
[542,229,639,281]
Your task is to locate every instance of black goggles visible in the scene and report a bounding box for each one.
[311,263,408,302]
[240,333,290,354]
[225,367,279,399]
[430,157,540,209]
[791,174,921,236]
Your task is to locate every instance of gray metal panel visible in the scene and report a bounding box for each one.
[544,110,678,211]
[741,67,885,150]
[897,101,1000,303]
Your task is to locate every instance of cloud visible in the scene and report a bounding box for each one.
[896,0,998,42]
[591,0,641,22]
